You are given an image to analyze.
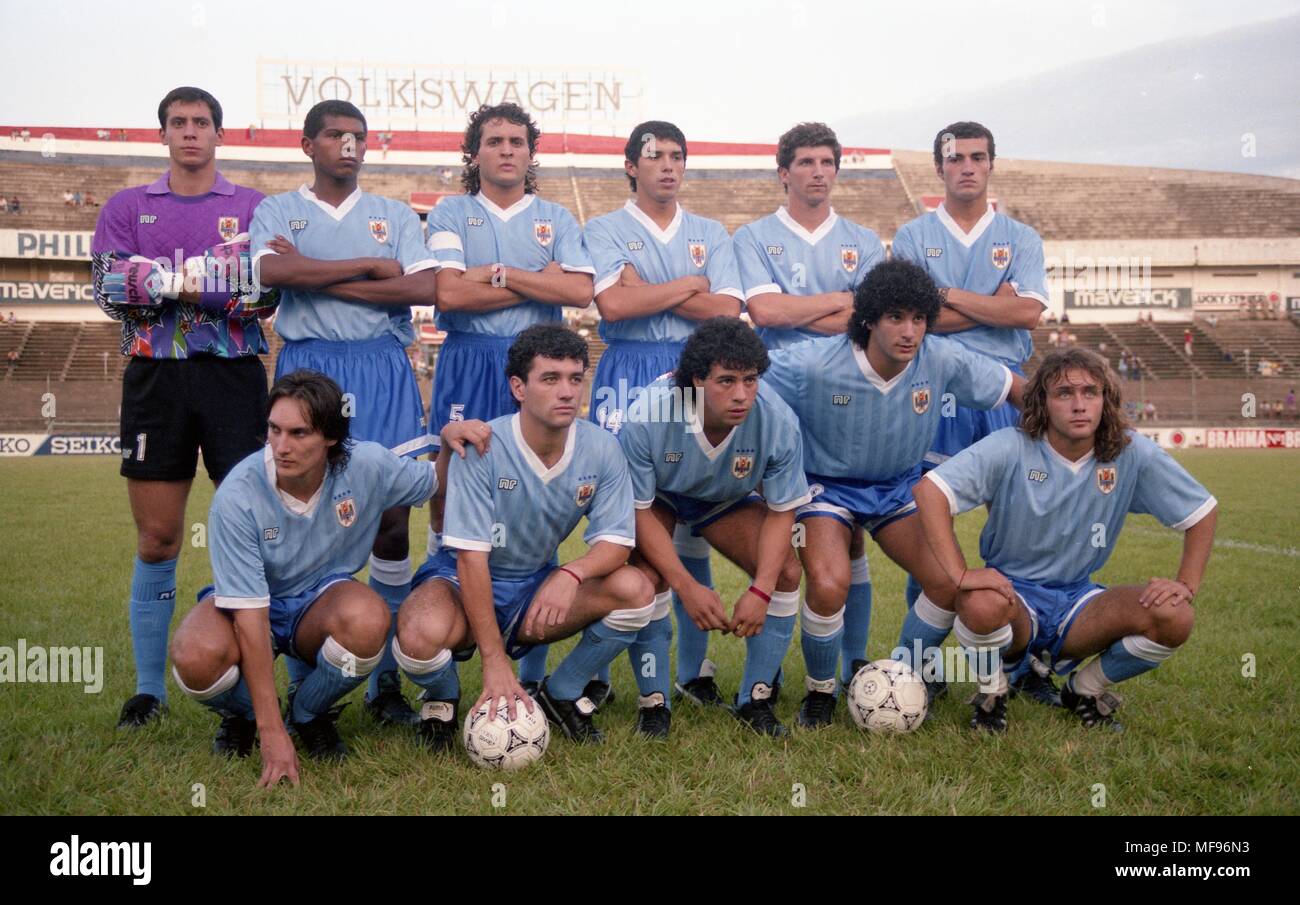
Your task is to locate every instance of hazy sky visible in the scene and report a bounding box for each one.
[2,0,1297,147]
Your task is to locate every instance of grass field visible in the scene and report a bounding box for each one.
[1,450,1297,815]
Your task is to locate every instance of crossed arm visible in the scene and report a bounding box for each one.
[258,236,437,307]
[595,264,741,323]
[934,281,1044,333]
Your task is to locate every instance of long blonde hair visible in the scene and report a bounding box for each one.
[1021,347,1131,462]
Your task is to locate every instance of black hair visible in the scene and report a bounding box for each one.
[267,369,353,474]
[506,324,589,383]
[932,121,996,168]
[157,87,223,131]
[460,103,541,195]
[847,259,942,349]
[674,317,769,388]
[623,120,688,192]
[303,100,367,140]
[777,122,841,174]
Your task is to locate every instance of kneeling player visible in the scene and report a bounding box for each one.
[618,318,809,738]
[914,348,1216,732]
[169,371,477,786]
[394,325,655,748]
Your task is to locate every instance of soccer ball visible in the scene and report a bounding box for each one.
[462,698,550,770]
[846,659,928,733]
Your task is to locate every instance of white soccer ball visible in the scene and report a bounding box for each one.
[846,659,928,733]
[462,698,550,770]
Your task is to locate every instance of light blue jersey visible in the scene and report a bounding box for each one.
[250,186,437,345]
[891,204,1047,365]
[585,200,743,343]
[443,414,635,579]
[765,334,1011,481]
[619,377,811,515]
[927,429,1216,586]
[425,193,594,335]
[734,207,885,350]
[208,443,437,609]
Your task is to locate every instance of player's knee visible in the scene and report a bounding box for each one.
[1148,601,1195,648]
[633,560,665,594]
[955,589,1014,635]
[395,600,441,660]
[136,528,181,562]
[337,594,391,656]
[804,570,848,614]
[607,565,654,608]
[776,556,804,594]
[169,630,230,688]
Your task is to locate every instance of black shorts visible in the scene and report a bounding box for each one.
[119,355,268,483]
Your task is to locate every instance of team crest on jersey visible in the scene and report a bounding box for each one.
[688,240,707,269]
[991,244,1011,270]
[369,218,389,244]
[912,387,931,414]
[841,245,859,272]
[731,451,755,480]
[218,216,239,242]
[289,218,308,231]
[1095,466,1117,495]
[626,240,645,251]
[1027,468,1048,483]
[335,498,356,527]
[766,244,784,256]
[575,476,597,507]
[534,219,553,247]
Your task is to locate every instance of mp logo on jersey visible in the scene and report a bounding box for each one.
[912,386,931,414]
[1095,466,1117,494]
[766,244,784,257]
[731,451,755,479]
[831,394,851,406]
[626,240,645,252]
[369,218,389,244]
[534,219,553,247]
[664,451,683,464]
[575,477,597,507]
[335,498,357,527]
[841,245,859,273]
[498,477,519,491]
[289,218,308,231]
[1027,468,1048,483]
[991,244,1011,270]
[688,241,707,269]
[218,216,239,242]
[925,247,943,258]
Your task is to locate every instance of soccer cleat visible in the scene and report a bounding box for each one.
[365,673,422,728]
[968,692,1009,733]
[846,658,869,686]
[212,713,257,758]
[922,677,949,722]
[537,678,604,744]
[795,676,838,730]
[635,692,672,739]
[116,693,165,729]
[1060,684,1125,733]
[521,680,540,698]
[289,705,349,762]
[417,698,460,753]
[733,683,788,738]
[674,659,726,707]
[1010,662,1063,708]
[581,678,615,711]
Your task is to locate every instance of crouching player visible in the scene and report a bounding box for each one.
[393,325,655,748]
[618,318,810,738]
[168,370,480,786]
[914,348,1216,732]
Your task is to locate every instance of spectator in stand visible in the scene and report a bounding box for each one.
[63,190,75,207]
[7,349,18,363]
[1117,353,1128,381]
[1286,388,1296,420]
[1045,311,1058,325]
[0,197,8,214]
[10,196,20,213]
[1183,328,1193,358]
[1206,313,1218,329]
[1098,340,1108,355]
[6,311,16,324]
[84,191,97,207]
[247,124,257,142]
[1144,401,1157,422]
[73,191,83,208]
[1060,311,1070,324]
[1048,328,1059,348]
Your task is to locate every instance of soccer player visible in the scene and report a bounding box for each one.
[889,122,1053,703]
[393,325,654,747]
[577,120,744,709]
[734,122,886,691]
[762,259,1025,728]
[618,318,809,737]
[168,371,481,784]
[913,348,1216,732]
[251,100,439,727]
[91,86,278,729]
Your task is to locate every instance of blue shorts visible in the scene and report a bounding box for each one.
[429,332,517,448]
[199,572,354,660]
[1010,576,1107,674]
[796,467,922,536]
[277,336,432,458]
[655,490,763,536]
[589,339,682,435]
[411,549,556,660]
[924,363,1024,468]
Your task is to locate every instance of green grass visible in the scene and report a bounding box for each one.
[1,450,1297,814]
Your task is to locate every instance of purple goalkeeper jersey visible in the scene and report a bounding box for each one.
[91,170,273,359]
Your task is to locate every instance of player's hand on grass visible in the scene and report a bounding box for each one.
[676,581,728,632]
[522,572,578,639]
[478,657,534,721]
[728,589,768,638]
[1140,577,1194,608]
[958,567,1017,605]
[441,419,492,457]
[367,258,402,281]
[258,727,300,789]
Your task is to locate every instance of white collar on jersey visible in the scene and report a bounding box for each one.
[936,202,996,249]
[512,413,577,484]
[685,401,738,461]
[475,191,535,223]
[775,205,839,246]
[264,446,325,517]
[851,341,913,394]
[1042,438,1096,475]
[298,184,363,222]
[623,198,683,244]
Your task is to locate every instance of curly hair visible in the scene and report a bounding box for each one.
[506,324,589,384]
[1020,348,1132,462]
[846,259,942,350]
[932,121,995,168]
[674,317,769,388]
[776,122,841,176]
[460,103,540,195]
[267,369,353,475]
[623,120,688,192]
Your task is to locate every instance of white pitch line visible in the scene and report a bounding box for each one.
[1126,525,1299,559]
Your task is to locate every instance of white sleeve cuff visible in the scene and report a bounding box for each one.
[717,286,745,301]
[744,283,781,301]
[1170,496,1217,532]
[215,595,271,610]
[994,365,1013,408]
[923,472,960,516]
[560,263,597,275]
[588,534,636,548]
[427,232,463,252]
[443,535,493,552]
[767,492,812,512]
[594,271,621,296]
[437,260,467,272]
[1010,281,1048,307]
[633,499,655,510]
[404,258,440,276]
